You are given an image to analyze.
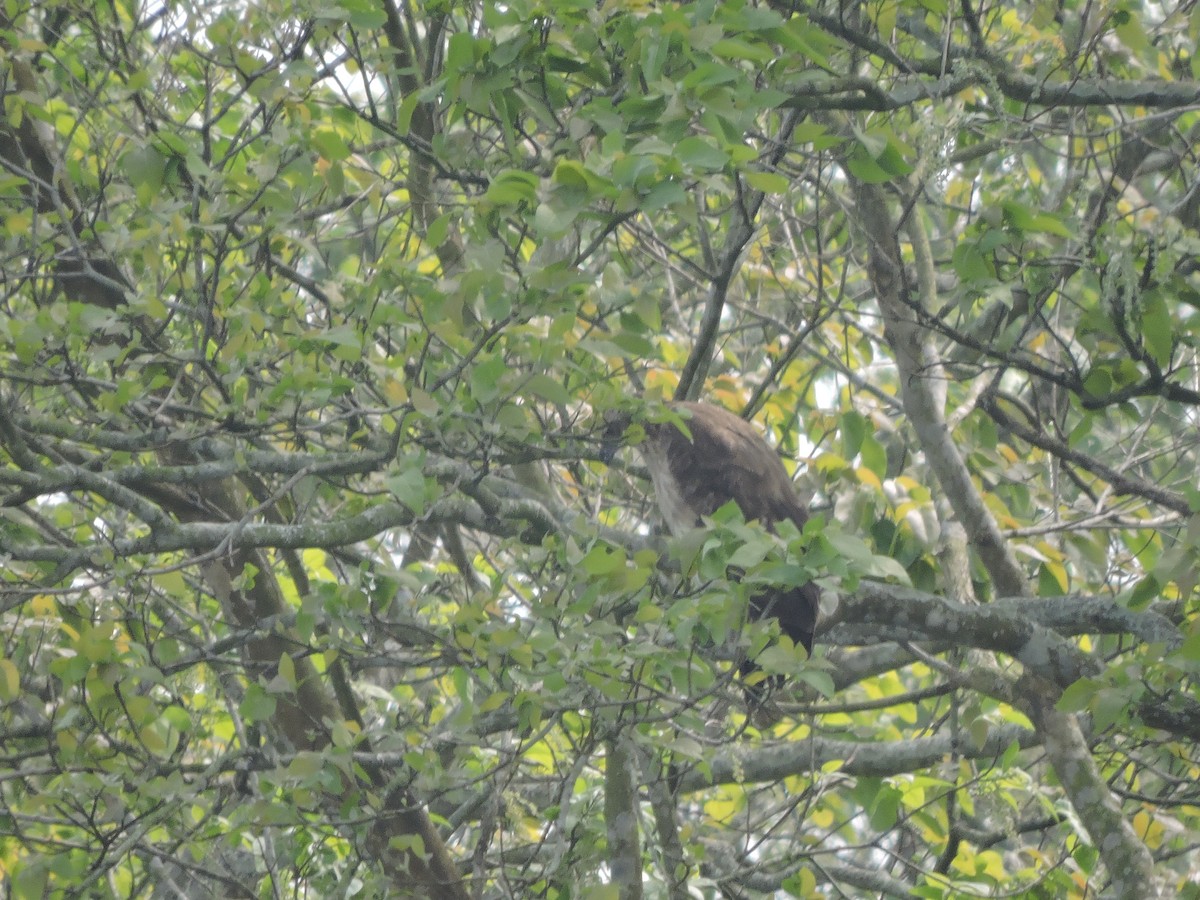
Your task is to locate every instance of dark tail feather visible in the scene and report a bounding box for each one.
[750,581,819,656]
[739,581,819,720]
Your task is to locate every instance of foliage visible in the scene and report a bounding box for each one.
[1,0,1199,897]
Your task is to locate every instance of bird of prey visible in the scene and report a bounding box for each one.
[601,401,820,672]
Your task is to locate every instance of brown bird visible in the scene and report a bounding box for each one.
[601,401,820,676]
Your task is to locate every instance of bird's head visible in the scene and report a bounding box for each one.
[598,407,634,464]
[596,399,682,463]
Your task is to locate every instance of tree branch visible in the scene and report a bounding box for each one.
[604,731,645,900]
[675,108,803,401]
[849,178,1028,596]
[980,392,1190,516]
[1020,675,1161,899]
[676,722,1035,792]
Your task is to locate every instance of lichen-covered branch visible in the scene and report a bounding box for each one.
[849,178,1028,596]
[1020,676,1160,899]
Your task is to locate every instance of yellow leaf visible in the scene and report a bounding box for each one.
[479,691,510,712]
[302,548,335,581]
[855,466,883,490]
[383,379,408,405]
[1133,810,1165,849]
[0,659,18,701]
[807,806,835,828]
[704,786,746,823]
[31,594,57,617]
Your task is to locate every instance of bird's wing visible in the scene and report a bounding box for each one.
[662,402,810,530]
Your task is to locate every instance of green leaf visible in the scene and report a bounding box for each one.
[239,682,277,722]
[794,666,835,696]
[868,784,902,830]
[470,354,507,402]
[726,533,773,570]
[533,200,578,237]
[640,178,686,210]
[121,145,166,190]
[483,169,539,206]
[874,140,914,177]
[551,158,597,190]
[311,129,351,162]
[781,868,818,897]
[389,833,427,856]
[860,433,887,481]
[999,739,1022,767]
[1000,201,1071,236]
[162,706,192,732]
[681,62,739,91]
[968,717,990,749]
[578,885,620,900]
[674,137,729,171]
[841,410,866,458]
[710,38,776,63]
[792,121,841,149]
[425,212,452,248]
[395,91,420,136]
[1141,294,1172,368]
[277,650,296,689]
[50,653,91,686]
[952,242,996,282]
[1056,677,1099,713]
[779,17,834,69]
[523,373,571,405]
[387,468,431,515]
[743,170,790,194]
[846,148,894,183]
[1037,561,1068,595]
[610,330,657,357]
[1083,366,1112,398]
[1072,840,1099,875]
[823,530,911,584]
[316,0,387,27]
[1113,7,1153,58]
[12,859,49,900]
[287,751,325,779]
[581,543,626,576]
[1092,687,1131,730]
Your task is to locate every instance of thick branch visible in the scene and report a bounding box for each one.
[849,179,1028,596]
[835,585,1200,739]
[838,586,1096,686]
[1020,675,1160,899]
[604,732,644,900]
[1,494,558,571]
[781,69,1200,113]
[676,722,1035,793]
